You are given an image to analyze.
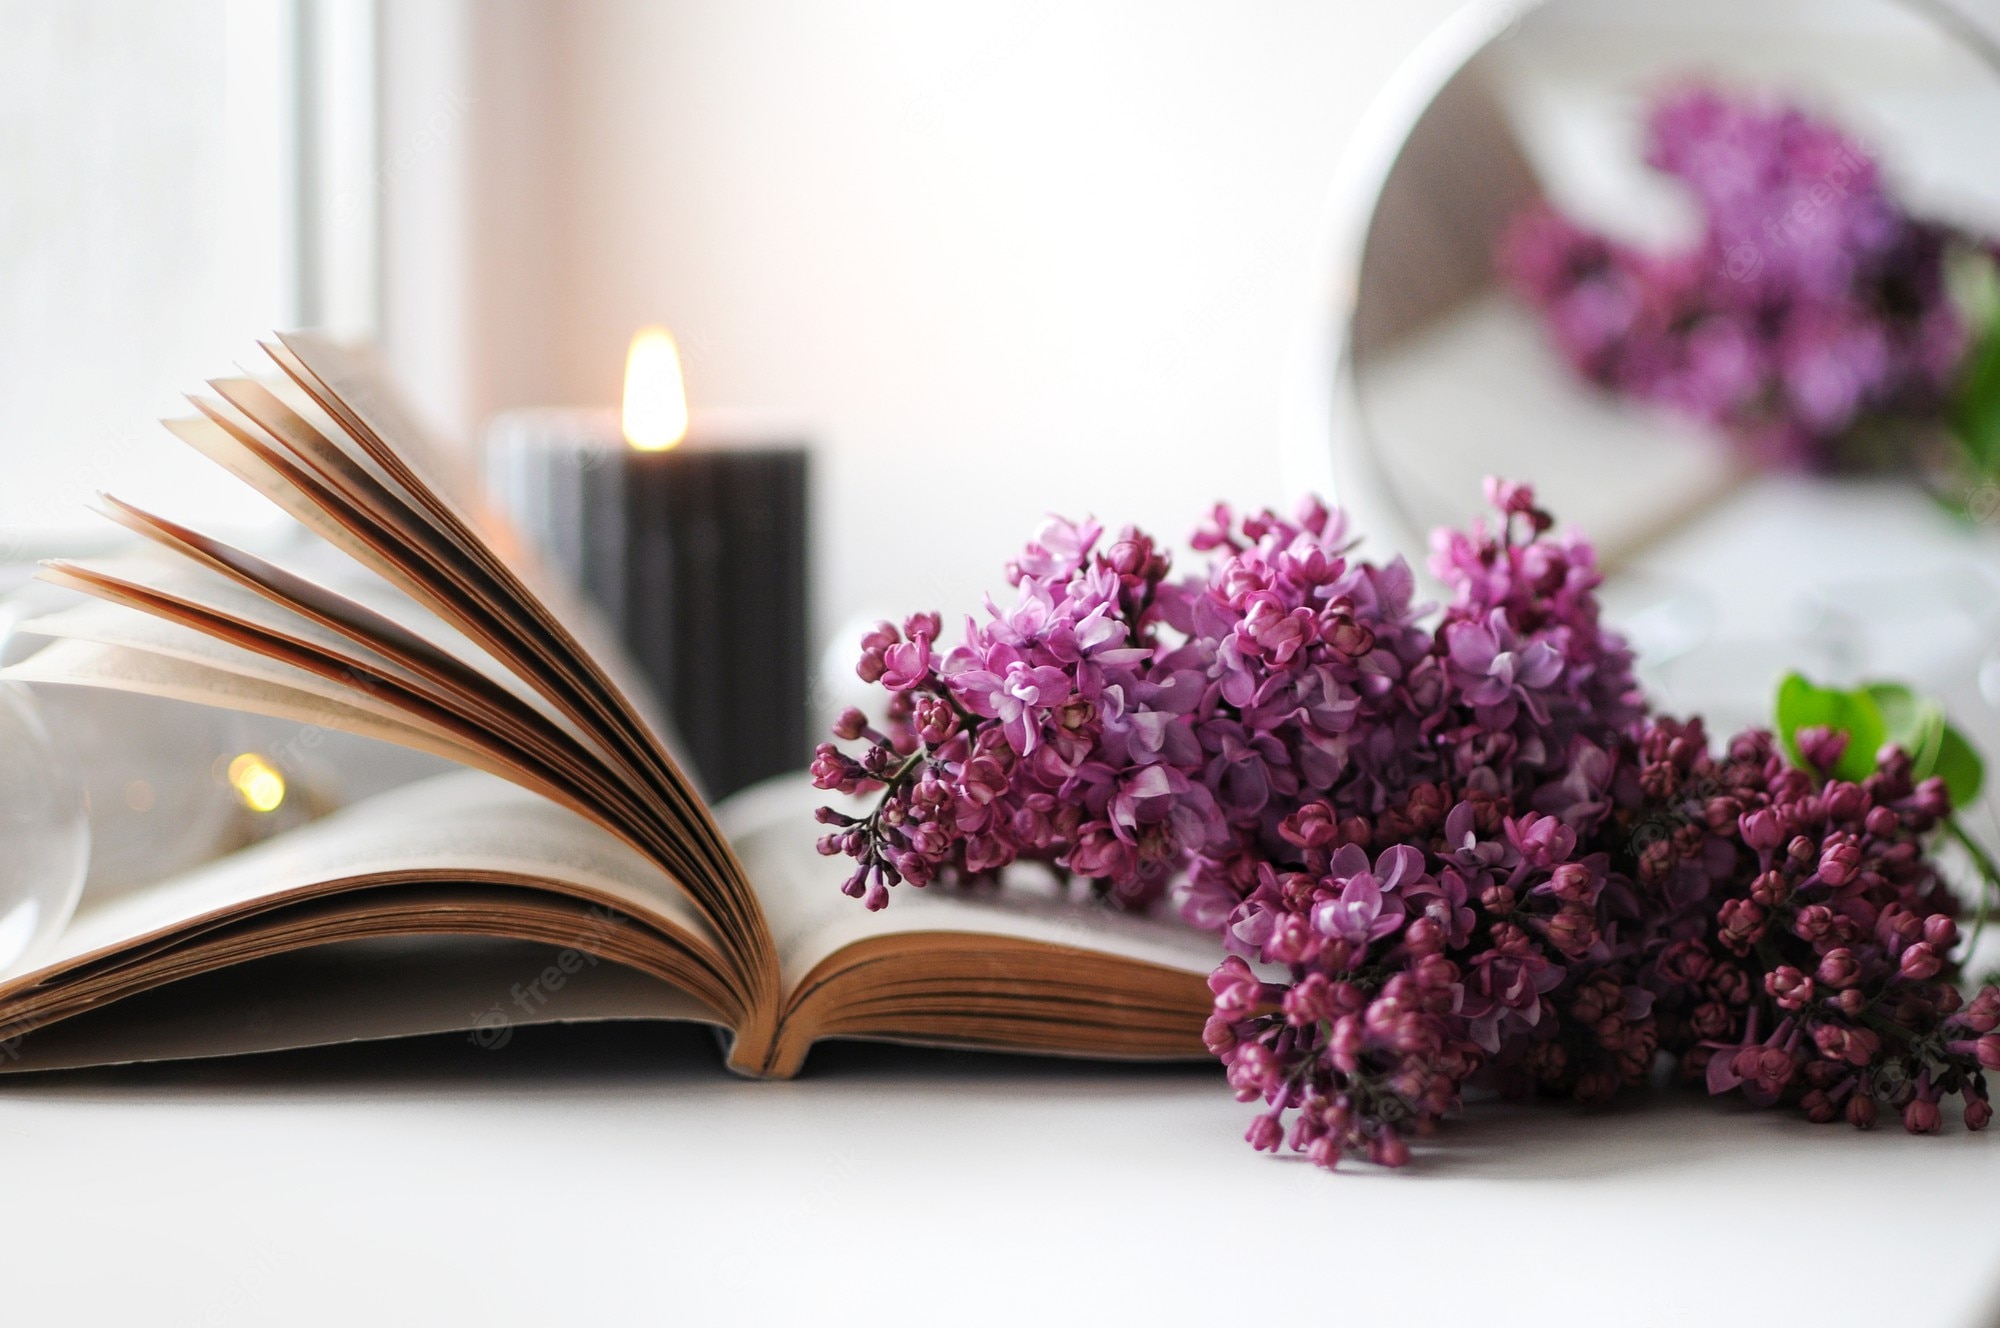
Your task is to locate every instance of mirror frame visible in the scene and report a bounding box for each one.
[1283,0,2000,571]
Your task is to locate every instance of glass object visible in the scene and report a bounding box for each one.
[32,684,260,899]
[0,581,456,902]
[0,682,88,975]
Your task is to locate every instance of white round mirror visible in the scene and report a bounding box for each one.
[1303,0,2000,738]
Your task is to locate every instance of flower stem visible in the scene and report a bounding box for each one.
[1946,817,2000,959]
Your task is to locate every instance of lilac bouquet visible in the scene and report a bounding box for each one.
[814,482,2000,1168]
[1498,84,2000,484]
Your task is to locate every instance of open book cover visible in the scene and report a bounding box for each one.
[0,334,1218,1077]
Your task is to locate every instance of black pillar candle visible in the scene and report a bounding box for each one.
[483,385,810,801]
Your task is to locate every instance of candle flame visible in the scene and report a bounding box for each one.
[623,326,690,451]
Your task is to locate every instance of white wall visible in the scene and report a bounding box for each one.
[378,0,1462,672]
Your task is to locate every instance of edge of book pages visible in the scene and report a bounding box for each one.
[0,334,1218,1078]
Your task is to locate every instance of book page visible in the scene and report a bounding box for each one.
[43,549,619,803]
[189,337,771,994]
[4,633,490,771]
[716,774,1225,995]
[263,336,696,805]
[11,579,769,999]
[0,936,724,1073]
[23,770,723,979]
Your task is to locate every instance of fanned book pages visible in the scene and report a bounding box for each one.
[0,334,1217,1077]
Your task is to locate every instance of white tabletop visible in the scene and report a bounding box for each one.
[4,1024,1997,1327]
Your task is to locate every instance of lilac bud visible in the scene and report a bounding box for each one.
[1548,862,1595,903]
[1717,898,1765,951]
[1207,956,1264,1018]
[1796,725,1849,774]
[1968,1096,1994,1131]
[1731,1045,1765,1081]
[1878,907,1924,953]
[1977,1035,2000,1071]
[1962,987,2000,1033]
[1793,905,1835,943]
[1865,806,1900,837]
[1764,966,1813,1011]
[1403,916,1445,956]
[1899,942,1943,982]
[1201,1014,1237,1055]
[1924,915,1958,950]
[1816,948,1861,989]
[1265,913,1318,966]
[1846,1092,1878,1130]
[1815,1023,1880,1066]
[1822,781,1868,822]
[1709,966,1751,1006]
[907,819,951,858]
[1750,870,1789,907]
[1912,777,1952,819]
[1244,1113,1284,1153]
[1411,952,1457,991]
[810,744,851,791]
[1904,1097,1943,1134]
[1739,809,1785,851]
[1225,1043,1278,1102]
[1660,940,1712,986]
[1283,972,1338,1027]
[1323,614,1375,660]
[1817,836,1861,887]
[1278,802,1340,850]
[912,694,958,746]
[1368,1128,1410,1168]
[1544,907,1594,956]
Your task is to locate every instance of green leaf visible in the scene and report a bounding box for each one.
[1949,247,2000,478]
[1775,673,1989,809]
[1935,722,1986,810]
[1864,682,1946,775]
[1774,673,1885,783]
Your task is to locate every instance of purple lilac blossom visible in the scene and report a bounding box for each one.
[815,480,1998,1166]
[1498,83,1978,470]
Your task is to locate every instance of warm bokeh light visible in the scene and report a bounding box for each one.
[226,753,287,813]
[622,325,690,451]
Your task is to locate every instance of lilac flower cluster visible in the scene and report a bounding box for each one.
[1499,84,1981,470]
[815,482,1997,1167]
[1636,720,1997,1134]
[811,517,1201,910]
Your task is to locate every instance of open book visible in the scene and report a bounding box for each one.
[0,335,1217,1077]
